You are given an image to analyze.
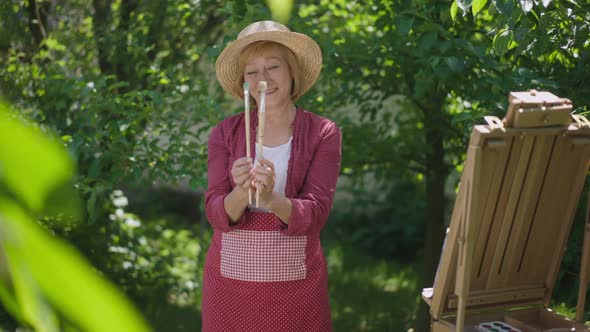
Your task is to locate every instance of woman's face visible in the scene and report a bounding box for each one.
[243,46,293,109]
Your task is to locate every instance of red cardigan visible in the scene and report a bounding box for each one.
[205,107,342,236]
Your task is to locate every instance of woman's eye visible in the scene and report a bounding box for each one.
[268,65,279,70]
[246,71,256,76]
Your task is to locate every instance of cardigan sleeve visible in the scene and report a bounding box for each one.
[284,121,342,236]
[204,123,245,231]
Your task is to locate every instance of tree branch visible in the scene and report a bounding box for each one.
[26,0,50,46]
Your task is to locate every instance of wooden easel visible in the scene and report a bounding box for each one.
[422,91,590,331]
[576,186,590,323]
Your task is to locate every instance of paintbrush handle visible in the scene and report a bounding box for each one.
[245,114,251,158]
[255,108,265,208]
[244,95,252,205]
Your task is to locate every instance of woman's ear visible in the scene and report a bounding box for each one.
[290,78,296,97]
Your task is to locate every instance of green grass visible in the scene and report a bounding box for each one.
[325,240,420,331]
[1,237,420,332]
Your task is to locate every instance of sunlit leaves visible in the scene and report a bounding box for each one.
[519,0,534,13]
[457,0,473,12]
[267,0,293,23]
[491,0,514,16]
[458,0,551,16]
[472,0,489,17]
[493,29,517,56]
[42,38,66,52]
[451,1,459,21]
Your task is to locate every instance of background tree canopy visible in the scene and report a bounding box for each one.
[0,0,589,331]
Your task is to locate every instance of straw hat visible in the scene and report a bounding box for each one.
[215,20,322,100]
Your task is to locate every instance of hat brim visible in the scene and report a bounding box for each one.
[215,31,322,100]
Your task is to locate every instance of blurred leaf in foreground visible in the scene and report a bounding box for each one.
[0,102,152,332]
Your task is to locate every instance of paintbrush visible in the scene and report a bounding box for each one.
[256,81,267,208]
[243,82,252,205]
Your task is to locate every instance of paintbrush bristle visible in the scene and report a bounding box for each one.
[256,81,267,93]
[243,82,250,91]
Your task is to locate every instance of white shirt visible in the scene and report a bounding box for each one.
[255,136,292,195]
[249,137,292,211]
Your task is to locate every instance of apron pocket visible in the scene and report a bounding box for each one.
[220,230,307,282]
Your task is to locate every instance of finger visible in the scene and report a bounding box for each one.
[234,171,252,185]
[258,157,275,171]
[252,179,264,191]
[233,163,253,176]
[233,157,253,168]
[252,175,273,192]
[251,170,272,182]
[233,160,253,174]
[252,164,274,176]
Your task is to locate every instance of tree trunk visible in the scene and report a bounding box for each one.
[26,0,50,46]
[115,0,138,85]
[92,0,113,77]
[416,99,448,332]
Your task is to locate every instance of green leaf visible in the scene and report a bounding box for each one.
[395,15,414,35]
[519,0,533,13]
[493,29,515,57]
[417,31,437,52]
[451,1,459,21]
[10,259,60,332]
[492,0,514,16]
[445,56,465,73]
[0,199,152,332]
[0,276,26,324]
[0,103,76,215]
[43,38,66,52]
[457,0,473,12]
[525,8,540,25]
[472,0,488,17]
[267,0,293,24]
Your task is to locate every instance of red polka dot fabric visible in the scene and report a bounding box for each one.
[202,211,332,332]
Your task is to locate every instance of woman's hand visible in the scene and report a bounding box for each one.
[251,158,275,208]
[230,157,254,193]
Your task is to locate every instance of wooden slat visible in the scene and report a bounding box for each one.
[446,286,546,309]
[430,150,469,319]
[472,124,573,139]
[430,129,485,319]
[544,136,590,306]
[501,135,555,287]
[518,135,590,284]
[455,144,484,332]
[470,136,513,290]
[485,133,532,289]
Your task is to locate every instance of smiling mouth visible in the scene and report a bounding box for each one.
[266,88,278,94]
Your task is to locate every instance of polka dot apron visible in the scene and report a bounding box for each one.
[201,211,332,332]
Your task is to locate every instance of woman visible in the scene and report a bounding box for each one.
[203,20,341,332]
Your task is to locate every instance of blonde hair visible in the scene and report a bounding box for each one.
[237,41,304,105]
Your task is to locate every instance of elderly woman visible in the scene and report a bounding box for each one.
[203,20,341,332]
